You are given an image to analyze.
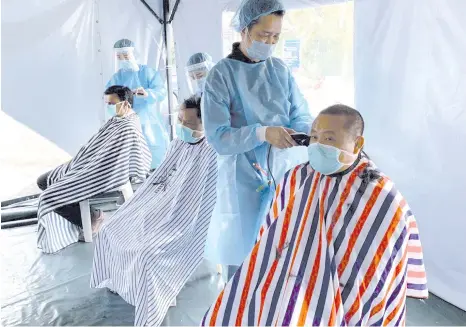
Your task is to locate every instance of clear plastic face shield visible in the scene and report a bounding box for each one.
[113,47,140,72]
[185,61,213,95]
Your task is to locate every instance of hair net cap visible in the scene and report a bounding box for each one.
[114,39,135,49]
[187,52,213,67]
[231,0,285,32]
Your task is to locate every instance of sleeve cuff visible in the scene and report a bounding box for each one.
[256,126,268,142]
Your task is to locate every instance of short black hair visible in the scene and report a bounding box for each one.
[248,10,285,30]
[319,104,365,136]
[104,85,133,106]
[183,95,202,119]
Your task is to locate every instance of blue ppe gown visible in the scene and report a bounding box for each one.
[107,64,169,169]
[202,57,313,265]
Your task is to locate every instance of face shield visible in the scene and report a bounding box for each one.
[113,47,140,72]
[185,61,213,95]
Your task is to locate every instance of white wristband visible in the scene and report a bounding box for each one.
[256,126,268,142]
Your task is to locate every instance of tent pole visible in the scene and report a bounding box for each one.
[163,0,175,140]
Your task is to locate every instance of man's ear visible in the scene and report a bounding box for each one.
[240,28,249,42]
[354,136,365,153]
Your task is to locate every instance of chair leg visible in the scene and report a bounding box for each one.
[79,199,93,242]
[120,181,134,202]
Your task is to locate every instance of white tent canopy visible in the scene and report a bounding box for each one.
[2,0,465,312]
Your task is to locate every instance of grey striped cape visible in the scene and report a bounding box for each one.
[37,114,151,254]
[90,138,218,326]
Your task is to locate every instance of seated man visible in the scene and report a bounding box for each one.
[201,104,428,326]
[37,85,151,254]
[90,95,218,327]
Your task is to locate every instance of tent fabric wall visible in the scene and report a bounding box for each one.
[2,0,163,154]
[2,0,465,311]
[172,0,349,100]
[172,0,224,101]
[354,0,466,310]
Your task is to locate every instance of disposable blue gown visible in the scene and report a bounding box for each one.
[107,64,169,168]
[202,57,312,265]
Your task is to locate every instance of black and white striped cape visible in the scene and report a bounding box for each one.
[37,114,151,254]
[90,138,218,327]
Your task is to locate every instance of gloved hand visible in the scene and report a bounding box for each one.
[265,127,298,149]
[133,87,148,97]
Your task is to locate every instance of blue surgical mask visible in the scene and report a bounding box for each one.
[176,124,203,143]
[246,32,276,61]
[307,143,357,175]
[106,104,116,117]
[196,77,206,93]
[118,59,139,71]
[106,101,126,118]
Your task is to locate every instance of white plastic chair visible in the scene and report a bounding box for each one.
[79,181,134,242]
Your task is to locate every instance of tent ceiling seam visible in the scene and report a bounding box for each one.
[168,0,181,23]
[140,0,164,24]
[139,0,181,25]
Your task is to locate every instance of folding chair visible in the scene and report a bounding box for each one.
[79,181,134,242]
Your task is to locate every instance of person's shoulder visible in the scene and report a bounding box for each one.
[203,139,218,157]
[209,58,233,73]
[282,162,313,189]
[107,70,122,84]
[358,158,390,185]
[266,57,293,80]
[139,64,158,75]
[117,114,140,127]
[169,138,184,148]
[205,60,234,89]
[270,56,287,65]
[357,158,410,207]
[362,160,415,226]
[163,138,183,156]
[269,57,289,70]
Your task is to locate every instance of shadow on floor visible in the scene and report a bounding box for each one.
[1,225,465,326]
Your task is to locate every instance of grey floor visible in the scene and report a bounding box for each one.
[1,225,465,326]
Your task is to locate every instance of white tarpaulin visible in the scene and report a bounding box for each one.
[1,0,465,313]
[172,0,224,100]
[172,0,350,100]
[354,0,466,311]
[2,0,163,154]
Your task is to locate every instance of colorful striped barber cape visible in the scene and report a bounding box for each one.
[37,114,151,254]
[91,138,218,326]
[202,157,428,326]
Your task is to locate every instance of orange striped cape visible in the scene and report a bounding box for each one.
[201,158,427,326]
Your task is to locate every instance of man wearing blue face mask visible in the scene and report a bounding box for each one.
[202,0,312,279]
[91,95,219,327]
[107,38,169,169]
[175,96,205,143]
[36,85,151,253]
[200,104,428,326]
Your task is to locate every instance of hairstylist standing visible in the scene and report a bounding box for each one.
[107,39,169,169]
[202,0,313,278]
